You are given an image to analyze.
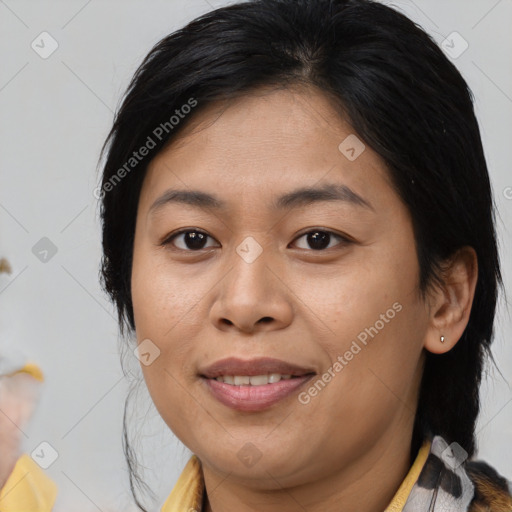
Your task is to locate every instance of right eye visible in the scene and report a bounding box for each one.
[161,229,220,251]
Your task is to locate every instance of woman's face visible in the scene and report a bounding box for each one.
[131,87,430,488]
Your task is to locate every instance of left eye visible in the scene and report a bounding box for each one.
[291,230,349,251]
[161,228,350,252]
[162,229,218,251]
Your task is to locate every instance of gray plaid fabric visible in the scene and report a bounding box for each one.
[403,434,509,512]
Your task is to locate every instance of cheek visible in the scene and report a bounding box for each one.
[131,242,204,340]
[131,243,216,435]
[306,236,425,416]
[308,242,420,351]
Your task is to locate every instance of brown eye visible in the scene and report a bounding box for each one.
[162,229,219,251]
[292,230,350,251]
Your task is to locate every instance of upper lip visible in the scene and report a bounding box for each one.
[199,357,316,379]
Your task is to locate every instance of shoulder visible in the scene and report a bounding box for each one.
[465,459,512,512]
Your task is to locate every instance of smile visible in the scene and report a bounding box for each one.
[212,374,295,385]
[202,373,314,412]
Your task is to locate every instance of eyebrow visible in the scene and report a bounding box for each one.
[148,183,374,216]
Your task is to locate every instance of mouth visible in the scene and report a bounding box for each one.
[199,357,316,412]
[211,374,299,385]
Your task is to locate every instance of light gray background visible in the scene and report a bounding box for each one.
[0,0,511,510]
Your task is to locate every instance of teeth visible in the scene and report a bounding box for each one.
[249,375,268,386]
[214,374,293,386]
[268,373,281,384]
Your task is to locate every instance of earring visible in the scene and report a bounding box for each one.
[440,335,445,343]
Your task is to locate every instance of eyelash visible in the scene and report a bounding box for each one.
[160,228,352,253]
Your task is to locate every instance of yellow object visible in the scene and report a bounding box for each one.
[384,438,431,511]
[0,454,57,512]
[160,439,431,511]
[5,362,45,382]
[161,455,204,511]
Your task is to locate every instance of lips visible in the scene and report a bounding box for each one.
[199,356,316,379]
[199,357,316,412]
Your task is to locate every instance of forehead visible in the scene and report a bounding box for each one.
[139,86,393,214]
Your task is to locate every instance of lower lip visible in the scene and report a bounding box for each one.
[202,375,314,412]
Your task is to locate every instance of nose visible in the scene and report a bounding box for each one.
[209,243,293,335]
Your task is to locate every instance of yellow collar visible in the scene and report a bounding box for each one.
[161,439,432,512]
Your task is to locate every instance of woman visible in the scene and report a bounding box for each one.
[1,0,510,511]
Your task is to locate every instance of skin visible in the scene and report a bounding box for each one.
[131,85,478,512]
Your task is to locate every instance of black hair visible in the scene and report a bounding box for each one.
[96,0,504,509]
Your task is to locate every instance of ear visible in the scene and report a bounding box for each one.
[424,246,478,355]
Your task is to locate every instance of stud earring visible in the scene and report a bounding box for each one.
[440,335,445,343]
